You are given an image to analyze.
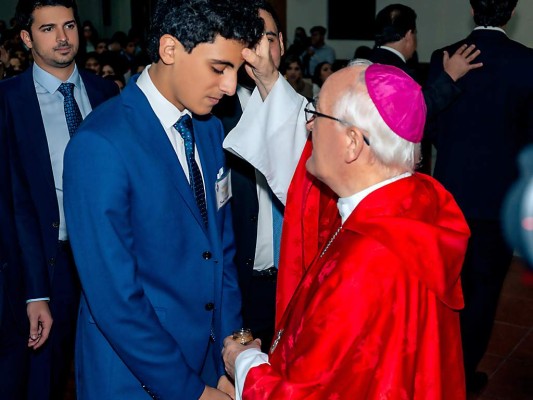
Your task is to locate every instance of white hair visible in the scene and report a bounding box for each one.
[334,59,421,173]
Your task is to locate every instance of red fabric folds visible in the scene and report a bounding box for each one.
[246,141,470,399]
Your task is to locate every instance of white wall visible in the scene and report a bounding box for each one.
[2,0,531,61]
[287,0,533,62]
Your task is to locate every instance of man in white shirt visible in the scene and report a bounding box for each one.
[213,0,285,354]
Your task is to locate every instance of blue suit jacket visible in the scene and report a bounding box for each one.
[0,67,118,325]
[63,78,241,399]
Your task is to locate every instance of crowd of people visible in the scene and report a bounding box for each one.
[1,0,532,400]
[0,10,150,90]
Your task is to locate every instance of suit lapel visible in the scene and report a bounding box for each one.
[81,70,107,108]
[121,82,209,233]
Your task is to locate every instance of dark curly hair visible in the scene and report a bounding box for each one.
[15,0,79,34]
[147,0,264,62]
[470,0,518,27]
[374,4,416,47]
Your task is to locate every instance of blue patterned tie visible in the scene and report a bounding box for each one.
[271,191,284,266]
[57,82,83,137]
[174,114,208,228]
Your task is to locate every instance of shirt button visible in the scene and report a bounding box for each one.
[202,251,212,260]
[205,302,215,311]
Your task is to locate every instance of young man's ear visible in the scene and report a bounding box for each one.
[279,32,285,56]
[20,30,33,49]
[158,34,181,65]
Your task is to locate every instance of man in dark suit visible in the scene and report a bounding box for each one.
[0,1,118,398]
[213,0,284,354]
[62,0,263,399]
[0,107,29,400]
[368,3,482,172]
[426,0,533,394]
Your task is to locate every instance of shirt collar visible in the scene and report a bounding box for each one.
[136,64,190,130]
[337,172,412,224]
[473,26,506,35]
[33,62,80,94]
[378,46,407,63]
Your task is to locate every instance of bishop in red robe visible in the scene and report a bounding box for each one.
[223,62,470,400]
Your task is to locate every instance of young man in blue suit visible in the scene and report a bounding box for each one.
[63,0,263,399]
[427,0,533,394]
[0,0,118,398]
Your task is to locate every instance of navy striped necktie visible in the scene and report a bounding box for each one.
[174,114,208,228]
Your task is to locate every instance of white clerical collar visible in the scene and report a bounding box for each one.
[337,172,412,224]
[136,64,191,130]
[378,46,407,63]
[473,26,506,35]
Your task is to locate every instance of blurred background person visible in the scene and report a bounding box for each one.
[83,51,101,74]
[311,60,332,90]
[301,25,335,77]
[282,54,318,100]
[285,26,309,59]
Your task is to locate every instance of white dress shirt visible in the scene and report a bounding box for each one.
[136,65,205,186]
[34,62,92,241]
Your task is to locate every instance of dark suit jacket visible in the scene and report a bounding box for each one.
[213,93,259,297]
[368,47,461,119]
[0,111,25,334]
[0,67,118,325]
[427,29,533,219]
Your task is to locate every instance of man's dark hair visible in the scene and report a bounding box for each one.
[251,0,282,34]
[470,0,518,27]
[374,3,417,46]
[147,0,263,62]
[15,0,79,33]
[310,26,326,36]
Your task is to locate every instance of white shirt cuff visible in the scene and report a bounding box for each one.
[26,297,50,303]
[234,348,269,400]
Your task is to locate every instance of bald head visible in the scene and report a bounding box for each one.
[306,62,424,196]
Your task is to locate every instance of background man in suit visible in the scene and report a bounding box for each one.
[426,0,533,394]
[213,0,284,354]
[369,3,483,172]
[0,0,118,398]
[63,0,263,399]
[0,112,29,399]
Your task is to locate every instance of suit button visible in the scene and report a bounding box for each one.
[52,221,60,228]
[245,258,253,266]
[205,302,215,311]
[0,262,7,271]
[202,251,212,260]
[48,257,55,266]
[250,215,258,222]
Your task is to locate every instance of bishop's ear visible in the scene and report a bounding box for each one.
[345,127,367,163]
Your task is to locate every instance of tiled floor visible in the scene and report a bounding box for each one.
[475,257,533,400]
[64,257,533,400]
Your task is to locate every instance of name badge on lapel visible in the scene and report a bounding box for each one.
[215,167,232,210]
